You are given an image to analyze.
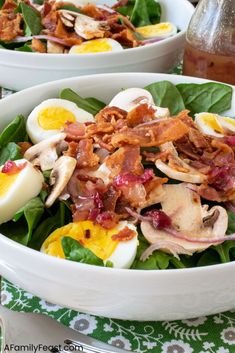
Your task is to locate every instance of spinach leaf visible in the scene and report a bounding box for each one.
[0,142,21,165]
[29,202,72,250]
[214,241,235,263]
[0,0,4,9]
[145,81,185,115]
[177,82,233,115]
[131,234,172,270]
[20,3,42,36]
[226,211,235,234]
[0,115,26,148]
[196,249,221,267]
[58,5,81,13]
[0,197,44,245]
[131,0,161,27]
[60,88,106,115]
[117,0,161,27]
[62,236,104,266]
[15,44,33,52]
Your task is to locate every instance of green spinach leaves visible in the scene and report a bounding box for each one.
[62,237,104,266]
[60,89,106,115]
[116,0,161,27]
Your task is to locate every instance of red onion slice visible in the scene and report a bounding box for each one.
[140,240,192,261]
[11,35,71,46]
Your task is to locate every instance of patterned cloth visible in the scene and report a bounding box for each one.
[2,279,235,353]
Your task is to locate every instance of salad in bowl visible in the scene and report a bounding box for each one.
[0,75,235,272]
[0,0,177,54]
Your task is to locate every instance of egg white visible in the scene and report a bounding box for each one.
[69,38,123,54]
[26,98,94,144]
[195,112,225,137]
[104,221,138,269]
[0,159,43,225]
[41,220,138,269]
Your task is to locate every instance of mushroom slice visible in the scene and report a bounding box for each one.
[24,133,66,171]
[155,142,206,183]
[47,40,64,54]
[45,156,77,207]
[74,13,110,40]
[141,183,228,256]
[108,88,170,119]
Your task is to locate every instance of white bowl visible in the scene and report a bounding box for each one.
[0,0,194,91]
[0,73,234,321]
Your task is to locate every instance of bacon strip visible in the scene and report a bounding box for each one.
[111,118,189,147]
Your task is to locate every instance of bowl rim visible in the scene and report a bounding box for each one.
[0,0,194,59]
[0,71,234,276]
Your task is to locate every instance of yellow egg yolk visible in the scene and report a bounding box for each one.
[222,117,235,128]
[42,221,120,260]
[136,23,173,38]
[0,172,18,198]
[37,107,76,130]
[72,39,112,54]
[201,114,224,134]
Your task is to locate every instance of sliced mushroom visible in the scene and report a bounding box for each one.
[139,183,166,209]
[108,88,170,119]
[155,142,206,183]
[75,14,110,39]
[59,10,110,40]
[45,156,77,207]
[24,133,67,171]
[47,40,65,54]
[141,183,228,256]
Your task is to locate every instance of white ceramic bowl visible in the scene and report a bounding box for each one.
[0,73,234,321]
[0,0,194,91]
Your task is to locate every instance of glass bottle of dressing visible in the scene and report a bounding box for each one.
[183,0,235,85]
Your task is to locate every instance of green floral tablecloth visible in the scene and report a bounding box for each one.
[2,279,235,353]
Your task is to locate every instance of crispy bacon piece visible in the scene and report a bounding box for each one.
[127,103,156,128]
[18,142,33,155]
[42,3,58,32]
[31,38,46,53]
[103,186,121,212]
[111,226,136,241]
[76,139,99,168]
[64,122,86,140]
[1,0,17,11]
[112,29,139,47]
[82,4,104,18]
[111,118,189,147]
[105,146,144,177]
[95,106,127,124]
[54,18,82,46]
[0,12,23,41]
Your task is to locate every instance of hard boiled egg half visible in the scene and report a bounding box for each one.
[136,22,177,39]
[0,159,43,225]
[69,38,123,54]
[109,88,170,118]
[41,220,138,269]
[195,112,235,138]
[26,98,94,144]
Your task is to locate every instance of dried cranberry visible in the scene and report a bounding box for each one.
[224,136,235,147]
[144,210,172,229]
